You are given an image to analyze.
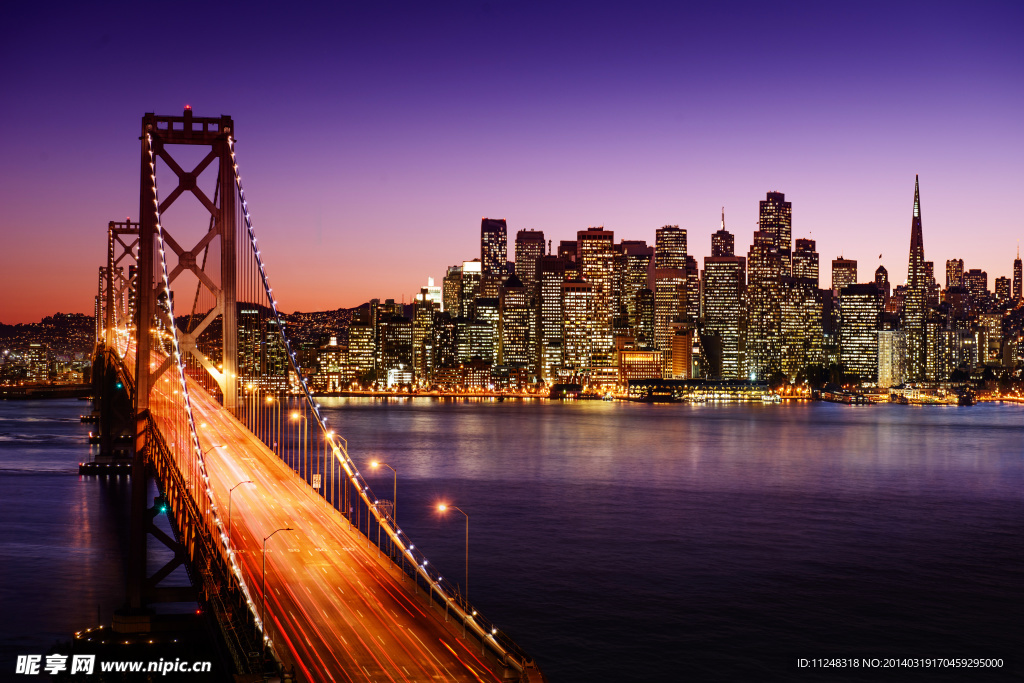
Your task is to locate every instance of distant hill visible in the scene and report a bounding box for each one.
[0,313,95,358]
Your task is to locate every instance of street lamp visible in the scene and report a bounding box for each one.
[370,461,398,525]
[262,527,294,656]
[227,480,254,547]
[290,412,307,479]
[437,504,469,602]
[265,395,280,453]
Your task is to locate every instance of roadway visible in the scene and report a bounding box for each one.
[144,357,509,682]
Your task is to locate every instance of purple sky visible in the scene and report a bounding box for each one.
[1,1,1021,323]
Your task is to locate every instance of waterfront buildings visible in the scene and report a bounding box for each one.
[286,178,1020,393]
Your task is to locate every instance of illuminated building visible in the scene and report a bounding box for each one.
[442,265,462,315]
[431,312,458,371]
[466,320,494,364]
[655,225,687,269]
[702,246,746,379]
[634,288,655,351]
[499,274,531,369]
[759,192,792,276]
[903,175,928,381]
[237,307,287,391]
[946,258,964,289]
[877,329,906,389]
[654,268,687,377]
[875,265,890,304]
[995,276,1010,302]
[377,315,413,380]
[481,218,508,277]
[839,284,882,382]
[792,238,819,284]
[684,255,700,323]
[780,277,823,380]
[460,259,482,318]
[746,230,782,379]
[316,337,352,392]
[926,324,977,381]
[538,255,566,382]
[238,307,262,381]
[978,312,1003,362]
[711,210,734,257]
[26,343,50,383]
[474,297,500,362]
[963,268,989,305]
[671,327,695,379]
[412,290,439,381]
[924,261,940,306]
[621,241,654,327]
[617,349,663,384]
[1014,248,1022,300]
[348,323,375,381]
[514,230,546,294]
[562,278,593,374]
[577,227,616,366]
[831,257,857,297]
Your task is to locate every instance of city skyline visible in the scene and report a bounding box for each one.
[2,1,1023,323]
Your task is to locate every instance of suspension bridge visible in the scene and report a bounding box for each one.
[89,108,544,682]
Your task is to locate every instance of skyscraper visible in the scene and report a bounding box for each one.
[903,175,928,381]
[654,268,688,376]
[655,225,687,269]
[620,241,654,325]
[963,268,989,305]
[702,228,746,379]
[781,240,824,380]
[442,265,462,314]
[839,284,882,381]
[711,209,734,257]
[1014,247,1022,300]
[746,230,782,379]
[514,229,546,294]
[499,274,531,368]
[831,257,857,297]
[460,260,482,319]
[874,265,890,304]
[538,255,566,382]
[577,227,616,366]
[995,276,1010,302]
[759,192,793,276]
[792,238,819,284]
[562,278,593,374]
[945,259,964,289]
[481,218,508,277]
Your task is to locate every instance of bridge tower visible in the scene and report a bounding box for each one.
[128,109,238,613]
[92,221,139,459]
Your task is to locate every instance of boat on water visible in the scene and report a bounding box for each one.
[957,389,977,406]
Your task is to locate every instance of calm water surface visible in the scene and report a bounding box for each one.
[2,398,1022,681]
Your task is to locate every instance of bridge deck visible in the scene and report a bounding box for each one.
[150,371,509,682]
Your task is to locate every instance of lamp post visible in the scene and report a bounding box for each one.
[265,395,279,454]
[437,504,468,602]
[227,480,254,547]
[290,412,307,480]
[370,461,398,525]
[262,527,293,657]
